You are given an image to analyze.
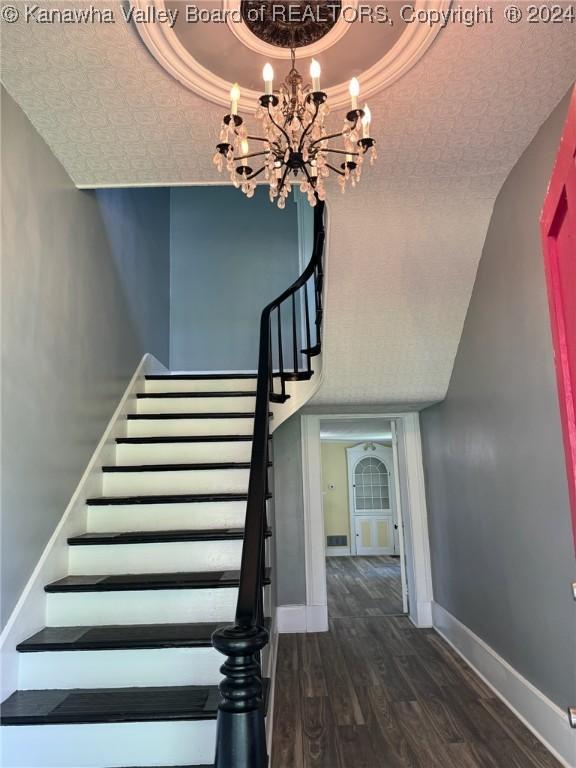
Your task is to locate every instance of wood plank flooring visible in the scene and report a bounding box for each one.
[327,556,403,618]
[271,616,562,768]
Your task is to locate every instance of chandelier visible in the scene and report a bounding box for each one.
[212,49,377,208]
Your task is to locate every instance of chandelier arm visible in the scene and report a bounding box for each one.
[322,148,360,157]
[308,130,346,150]
[325,162,346,177]
[297,100,320,153]
[277,164,291,195]
[246,166,267,181]
[266,104,292,146]
[233,151,270,162]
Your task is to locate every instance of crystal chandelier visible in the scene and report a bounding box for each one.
[213,49,377,208]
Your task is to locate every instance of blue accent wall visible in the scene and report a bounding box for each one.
[169,186,301,371]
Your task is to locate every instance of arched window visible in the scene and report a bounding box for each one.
[354,457,389,511]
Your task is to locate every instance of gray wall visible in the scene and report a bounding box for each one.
[170,187,300,371]
[1,88,171,627]
[420,91,575,709]
[272,415,307,606]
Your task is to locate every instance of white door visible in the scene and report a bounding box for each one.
[347,444,397,556]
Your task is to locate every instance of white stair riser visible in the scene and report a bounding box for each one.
[127,416,255,437]
[18,647,223,689]
[102,468,250,496]
[116,440,252,465]
[137,396,256,415]
[87,501,248,533]
[146,377,256,393]
[47,587,238,626]
[0,720,216,767]
[68,540,243,575]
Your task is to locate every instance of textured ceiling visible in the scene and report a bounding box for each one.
[1,2,575,406]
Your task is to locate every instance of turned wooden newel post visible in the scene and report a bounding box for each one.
[212,623,269,768]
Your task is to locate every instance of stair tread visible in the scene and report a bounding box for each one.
[68,528,271,546]
[1,676,269,726]
[146,373,256,380]
[45,568,271,593]
[0,684,221,725]
[102,461,270,473]
[17,618,272,653]
[87,491,272,506]
[116,435,255,444]
[127,412,267,420]
[137,392,256,399]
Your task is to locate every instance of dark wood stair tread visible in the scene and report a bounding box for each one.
[1,679,270,725]
[137,392,256,399]
[68,528,271,546]
[146,373,256,380]
[127,412,268,420]
[17,618,271,653]
[102,461,270,473]
[45,568,271,593]
[87,491,272,506]
[116,435,256,444]
[0,684,221,725]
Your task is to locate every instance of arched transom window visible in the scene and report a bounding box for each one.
[354,457,390,511]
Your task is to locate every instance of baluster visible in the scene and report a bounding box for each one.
[304,282,311,372]
[277,304,285,398]
[291,293,298,374]
[268,324,274,400]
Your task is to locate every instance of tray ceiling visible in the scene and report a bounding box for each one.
[1,2,574,405]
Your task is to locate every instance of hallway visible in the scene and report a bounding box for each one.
[327,556,403,618]
[270,616,562,768]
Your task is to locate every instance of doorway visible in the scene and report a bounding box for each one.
[319,419,409,619]
[301,412,433,631]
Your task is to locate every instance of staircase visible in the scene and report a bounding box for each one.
[0,376,265,766]
[0,200,325,768]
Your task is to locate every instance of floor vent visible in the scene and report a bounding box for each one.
[327,535,347,547]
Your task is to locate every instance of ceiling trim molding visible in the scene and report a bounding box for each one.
[223,0,357,59]
[133,0,450,113]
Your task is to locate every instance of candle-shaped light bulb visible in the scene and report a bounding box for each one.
[346,153,353,163]
[361,104,371,138]
[263,63,274,95]
[310,59,321,92]
[240,138,249,164]
[230,83,241,115]
[349,77,360,110]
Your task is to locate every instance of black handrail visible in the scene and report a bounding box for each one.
[212,199,326,768]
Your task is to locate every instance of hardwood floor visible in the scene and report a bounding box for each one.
[327,556,403,618]
[271,616,562,768]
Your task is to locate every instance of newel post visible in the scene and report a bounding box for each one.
[212,623,269,768]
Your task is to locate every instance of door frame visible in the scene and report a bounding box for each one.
[301,412,434,630]
[540,85,576,552]
[346,443,397,556]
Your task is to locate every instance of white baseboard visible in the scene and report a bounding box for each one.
[432,602,575,768]
[326,546,350,557]
[277,604,329,634]
[414,600,433,628]
[0,354,165,702]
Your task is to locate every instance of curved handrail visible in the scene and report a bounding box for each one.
[237,199,325,626]
[212,198,326,768]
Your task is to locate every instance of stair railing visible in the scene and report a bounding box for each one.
[212,198,326,768]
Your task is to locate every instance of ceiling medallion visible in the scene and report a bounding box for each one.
[213,49,376,208]
[240,1,341,49]
[133,0,451,112]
